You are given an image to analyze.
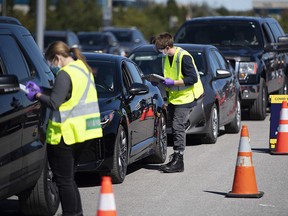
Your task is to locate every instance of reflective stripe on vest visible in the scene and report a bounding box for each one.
[51,64,100,123]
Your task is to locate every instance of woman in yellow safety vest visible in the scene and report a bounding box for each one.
[25,41,102,216]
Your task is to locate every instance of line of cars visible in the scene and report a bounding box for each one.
[42,24,243,184]
[74,44,242,184]
[43,26,148,56]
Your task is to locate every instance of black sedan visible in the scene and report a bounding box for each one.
[77,52,167,183]
[128,44,241,144]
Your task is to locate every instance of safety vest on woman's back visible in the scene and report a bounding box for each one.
[163,47,204,105]
[46,59,103,145]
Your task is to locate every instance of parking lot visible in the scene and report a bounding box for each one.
[1,111,288,216]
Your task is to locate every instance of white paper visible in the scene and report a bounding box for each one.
[19,83,29,94]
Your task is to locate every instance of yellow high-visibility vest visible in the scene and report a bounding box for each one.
[46,59,103,145]
[164,47,204,105]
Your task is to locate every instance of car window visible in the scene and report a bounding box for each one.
[262,23,275,43]
[0,35,30,80]
[79,34,103,46]
[129,52,163,76]
[125,61,143,83]
[112,31,132,43]
[88,60,117,95]
[190,51,206,75]
[208,51,221,76]
[175,21,262,47]
[122,63,132,96]
[0,58,4,75]
[213,50,229,70]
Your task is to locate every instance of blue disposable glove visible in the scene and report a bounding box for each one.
[25,81,41,101]
[151,81,158,86]
[163,78,174,86]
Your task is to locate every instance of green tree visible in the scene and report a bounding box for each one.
[279,10,288,33]
[4,1,260,43]
[46,0,102,32]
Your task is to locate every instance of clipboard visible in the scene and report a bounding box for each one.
[143,74,165,84]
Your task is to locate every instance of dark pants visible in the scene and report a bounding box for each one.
[47,139,92,216]
[168,103,193,153]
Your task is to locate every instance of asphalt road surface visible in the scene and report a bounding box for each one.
[1,111,288,216]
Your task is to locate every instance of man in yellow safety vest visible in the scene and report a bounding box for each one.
[154,32,204,173]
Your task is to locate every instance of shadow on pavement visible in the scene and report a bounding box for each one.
[252,148,271,154]
[203,190,227,196]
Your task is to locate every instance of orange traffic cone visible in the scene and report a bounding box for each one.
[146,106,154,119]
[272,101,288,155]
[226,125,264,198]
[97,176,117,216]
[140,107,147,121]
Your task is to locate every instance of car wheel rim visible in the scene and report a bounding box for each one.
[212,108,218,138]
[118,130,127,179]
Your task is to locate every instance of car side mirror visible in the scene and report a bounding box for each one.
[0,74,20,94]
[127,83,149,102]
[215,69,231,79]
[277,36,288,52]
[278,36,288,44]
[265,36,288,52]
[129,83,149,95]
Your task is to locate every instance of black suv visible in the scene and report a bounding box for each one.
[0,17,59,215]
[174,16,288,120]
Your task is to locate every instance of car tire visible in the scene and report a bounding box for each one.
[110,125,128,184]
[202,104,218,144]
[145,114,167,164]
[278,75,288,95]
[18,156,59,216]
[225,97,241,133]
[249,77,267,120]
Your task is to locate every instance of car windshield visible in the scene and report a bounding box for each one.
[129,50,206,76]
[175,21,262,48]
[111,31,132,43]
[78,35,105,46]
[87,60,118,97]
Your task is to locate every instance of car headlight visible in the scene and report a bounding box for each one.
[101,110,115,128]
[239,62,257,80]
